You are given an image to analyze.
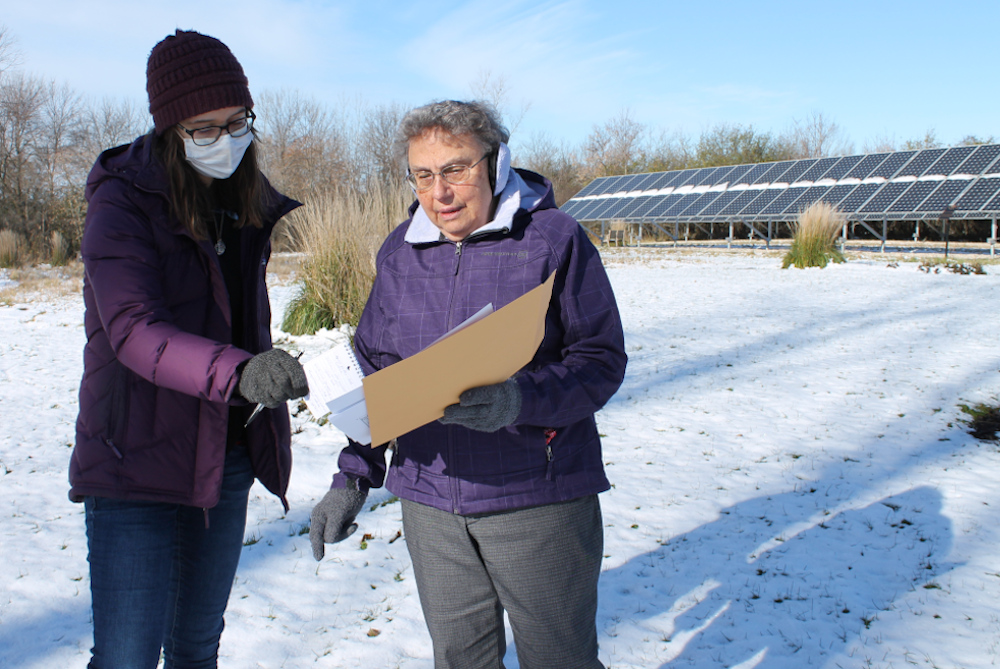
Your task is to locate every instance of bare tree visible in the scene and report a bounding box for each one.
[694,122,793,167]
[0,72,45,236]
[255,89,349,199]
[79,96,148,160]
[355,101,406,190]
[468,69,530,137]
[0,25,22,78]
[902,129,941,151]
[787,111,852,158]
[517,131,585,205]
[861,131,898,153]
[584,109,646,178]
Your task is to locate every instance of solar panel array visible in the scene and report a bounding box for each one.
[560,144,1000,222]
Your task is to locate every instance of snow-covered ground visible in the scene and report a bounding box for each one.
[2,250,999,669]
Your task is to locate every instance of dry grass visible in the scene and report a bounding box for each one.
[0,230,27,268]
[50,231,71,266]
[782,201,846,269]
[280,182,410,334]
[0,261,85,305]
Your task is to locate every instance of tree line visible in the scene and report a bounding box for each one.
[1,25,994,262]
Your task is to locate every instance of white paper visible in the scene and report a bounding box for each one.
[429,303,494,346]
[302,341,370,443]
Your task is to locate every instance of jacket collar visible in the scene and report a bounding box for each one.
[404,167,546,245]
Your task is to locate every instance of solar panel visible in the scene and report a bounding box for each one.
[762,187,809,215]
[983,188,1000,212]
[678,191,723,217]
[776,160,817,184]
[695,166,730,186]
[646,194,685,217]
[718,189,766,216]
[570,199,603,221]
[567,143,1000,222]
[820,184,860,207]
[859,182,911,213]
[609,174,647,194]
[822,155,864,180]
[708,165,740,185]
[601,197,635,218]
[572,178,607,198]
[590,176,627,196]
[786,185,832,213]
[886,181,941,212]
[838,183,882,212]
[869,151,916,179]
[925,146,976,176]
[736,163,772,185]
[896,149,947,177]
[737,188,784,215]
[917,179,972,212]
[845,153,889,179]
[956,145,1000,175]
[617,196,654,218]
[951,177,1000,211]
[626,173,659,193]
[753,161,795,184]
[797,157,840,182]
[721,164,754,185]
[698,191,742,217]
[631,195,667,218]
[560,200,585,218]
[663,193,705,216]
[641,172,677,191]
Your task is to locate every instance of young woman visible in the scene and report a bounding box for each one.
[70,30,307,668]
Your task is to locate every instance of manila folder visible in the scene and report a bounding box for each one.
[363,271,555,446]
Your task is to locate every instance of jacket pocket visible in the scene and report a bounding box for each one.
[104,362,130,459]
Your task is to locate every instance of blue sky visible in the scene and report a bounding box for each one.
[4,0,998,154]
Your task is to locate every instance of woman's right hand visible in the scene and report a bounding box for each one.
[238,349,308,408]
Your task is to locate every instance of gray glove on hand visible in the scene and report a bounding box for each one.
[238,349,309,409]
[440,378,522,432]
[310,482,368,560]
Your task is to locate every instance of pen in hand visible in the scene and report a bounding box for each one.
[244,350,305,428]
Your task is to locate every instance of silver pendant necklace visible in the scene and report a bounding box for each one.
[213,211,226,256]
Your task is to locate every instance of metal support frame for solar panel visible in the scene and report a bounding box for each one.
[562,144,1000,252]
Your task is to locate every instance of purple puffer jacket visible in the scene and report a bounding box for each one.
[333,168,627,515]
[69,134,299,509]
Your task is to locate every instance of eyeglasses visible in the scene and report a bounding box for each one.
[406,152,489,192]
[178,109,256,146]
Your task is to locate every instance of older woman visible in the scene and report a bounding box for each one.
[311,100,626,668]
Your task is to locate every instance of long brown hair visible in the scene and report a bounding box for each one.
[154,124,270,239]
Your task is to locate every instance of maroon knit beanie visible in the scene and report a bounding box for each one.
[146,30,254,135]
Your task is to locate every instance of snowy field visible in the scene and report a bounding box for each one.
[2,249,999,669]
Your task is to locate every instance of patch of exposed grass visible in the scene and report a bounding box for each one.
[959,401,1000,441]
[0,261,84,305]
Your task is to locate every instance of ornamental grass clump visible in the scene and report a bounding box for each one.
[50,231,70,266]
[281,181,409,334]
[0,230,27,268]
[782,201,845,269]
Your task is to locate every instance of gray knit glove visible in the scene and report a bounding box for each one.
[440,379,522,432]
[238,349,308,409]
[310,482,368,560]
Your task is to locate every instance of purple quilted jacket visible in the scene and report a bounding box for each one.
[69,134,299,509]
[333,168,627,515]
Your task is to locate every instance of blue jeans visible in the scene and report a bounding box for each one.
[84,446,254,669]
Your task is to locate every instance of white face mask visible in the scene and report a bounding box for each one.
[182,132,254,180]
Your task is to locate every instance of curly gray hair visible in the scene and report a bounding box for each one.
[395,100,510,188]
